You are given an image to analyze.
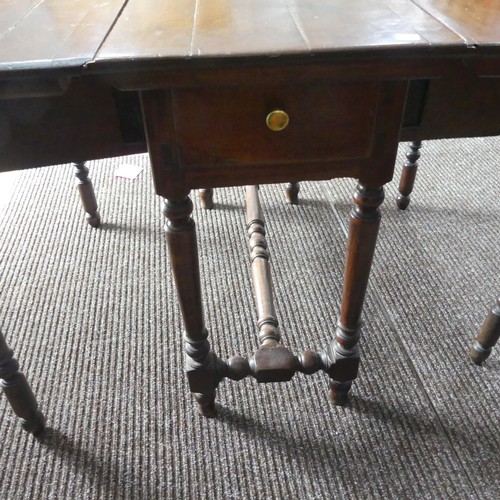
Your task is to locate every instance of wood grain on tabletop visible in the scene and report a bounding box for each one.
[410,0,500,45]
[0,0,40,36]
[94,0,463,66]
[1,0,499,76]
[0,0,127,74]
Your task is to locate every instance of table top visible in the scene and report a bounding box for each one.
[1,0,499,80]
[410,0,500,45]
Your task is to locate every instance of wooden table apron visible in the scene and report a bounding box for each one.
[1,55,500,417]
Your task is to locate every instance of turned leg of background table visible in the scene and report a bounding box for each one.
[74,162,101,228]
[470,297,500,365]
[163,195,221,417]
[396,140,422,210]
[0,329,45,435]
[198,188,214,210]
[199,184,300,208]
[285,182,300,205]
[327,184,384,405]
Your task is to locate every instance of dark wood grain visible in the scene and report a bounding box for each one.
[401,75,500,142]
[0,79,146,172]
[0,0,41,37]
[410,0,500,46]
[93,0,463,73]
[173,82,378,168]
[0,0,128,78]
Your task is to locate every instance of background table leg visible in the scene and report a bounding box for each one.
[198,188,214,210]
[396,140,422,210]
[74,162,101,228]
[0,330,45,435]
[285,182,300,205]
[470,297,500,365]
[327,184,384,405]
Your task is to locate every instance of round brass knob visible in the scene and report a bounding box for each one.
[266,110,289,132]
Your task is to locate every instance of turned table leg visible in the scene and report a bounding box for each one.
[198,188,214,210]
[326,184,384,405]
[285,182,300,205]
[74,162,101,228]
[0,330,45,434]
[470,297,500,365]
[200,184,299,208]
[163,195,221,417]
[396,140,422,210]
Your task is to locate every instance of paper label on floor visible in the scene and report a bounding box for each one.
[114,163,144,180]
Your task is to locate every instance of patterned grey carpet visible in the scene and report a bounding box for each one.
[0,138,498,499]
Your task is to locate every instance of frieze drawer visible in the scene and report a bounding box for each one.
[173,81,379,169]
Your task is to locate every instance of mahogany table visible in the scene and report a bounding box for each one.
[0,0,499,432]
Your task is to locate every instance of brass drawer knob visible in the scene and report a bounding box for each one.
[266,110,289,132]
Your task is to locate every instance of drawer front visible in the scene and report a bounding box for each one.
[173,81,379,168]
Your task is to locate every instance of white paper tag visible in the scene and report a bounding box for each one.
[114,163,144,180]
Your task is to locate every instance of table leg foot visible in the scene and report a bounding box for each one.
[396,194,410,210]
[0,332,45,435]
[328,381,352,406]
[195,391,217,417]
[285,182,300,205]
[324,324,360,405]
[470,342,492,365]
[396,141,422,210]
[20,409,46,435]
[74,162,101,227]
[198,188,214,210]
[470,297,500,365]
